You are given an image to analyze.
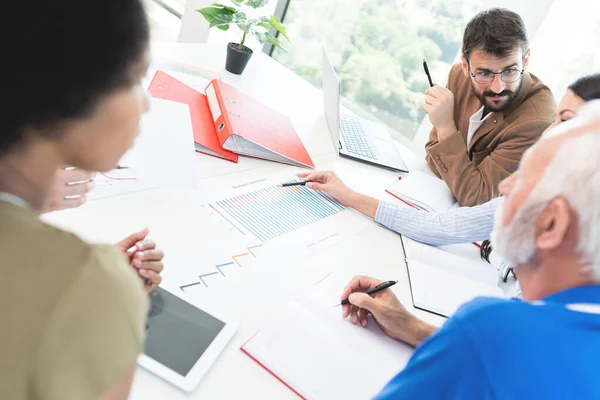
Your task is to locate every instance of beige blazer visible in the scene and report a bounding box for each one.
[425,63,556,206]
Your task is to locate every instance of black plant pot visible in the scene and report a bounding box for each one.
[225,42,253,75]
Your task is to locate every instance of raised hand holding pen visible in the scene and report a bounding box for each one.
[423,58,434,87]
[424,85,458,142]
[422,58,458,141]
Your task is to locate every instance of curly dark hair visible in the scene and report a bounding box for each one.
[0,0,149,156]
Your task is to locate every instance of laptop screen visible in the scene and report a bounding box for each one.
[322,46,341,153]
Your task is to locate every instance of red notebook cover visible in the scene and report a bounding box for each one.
[147,71,238,163]
[385,177,421,211]
[240,337,306,400]
[205,80,314,168]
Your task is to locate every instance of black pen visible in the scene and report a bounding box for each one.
[337,280,398,306]
[281,180,311,187]
[423,59,434,87]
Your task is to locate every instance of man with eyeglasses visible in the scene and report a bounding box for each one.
[423,8,555,207]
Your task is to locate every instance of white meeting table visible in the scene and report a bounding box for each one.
[43,43,507,400]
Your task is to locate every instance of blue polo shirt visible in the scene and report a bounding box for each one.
[375,285,600,399]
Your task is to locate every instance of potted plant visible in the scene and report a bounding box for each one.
[198,1,290,75]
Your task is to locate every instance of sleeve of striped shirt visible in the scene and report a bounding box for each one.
[374,197,501,246]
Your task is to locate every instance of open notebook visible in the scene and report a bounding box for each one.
[407,259,504,318]
[386,171,457,212]
[242,273,413,400]
[402,237,504,318]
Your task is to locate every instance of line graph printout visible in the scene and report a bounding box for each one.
[210,182,344,242]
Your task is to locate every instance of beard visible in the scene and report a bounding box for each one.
[490,197,546,267]
[472,78,523,112]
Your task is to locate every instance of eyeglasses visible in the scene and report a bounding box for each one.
[469,68,524,84]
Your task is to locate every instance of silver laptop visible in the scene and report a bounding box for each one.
[322,46,409,172]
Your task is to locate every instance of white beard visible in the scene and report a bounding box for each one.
[491,197,544,267]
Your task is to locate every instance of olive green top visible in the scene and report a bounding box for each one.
[0,200,148,400]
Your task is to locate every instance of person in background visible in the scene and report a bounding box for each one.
[43,166,164,291]
[342,102,600,399]
[42,168,95,213]
[298,74,600,255]
[0,0,153,398]
[424,8,555,206]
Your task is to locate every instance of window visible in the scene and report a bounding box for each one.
[145,0,600,142]
[145,0,181,41]
[272,0,485,142]
[145,0,280,52]
[526,0,600,99]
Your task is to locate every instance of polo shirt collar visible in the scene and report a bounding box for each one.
[542,285,600,306]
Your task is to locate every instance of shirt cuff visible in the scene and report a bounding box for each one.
[375,201,397,229]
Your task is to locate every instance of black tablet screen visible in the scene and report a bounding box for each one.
[144,287,225,376]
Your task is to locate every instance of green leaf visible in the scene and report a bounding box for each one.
[217,24,230,31]
[230,0,244,5]
[265,31,286,52]
[211,2,237,12]
[236,21,252,33]
[211,14,234,28]
[253,31,267,45]
[197,6,235,28]
[234,11,247,22]
[237,16,259,33]
[269,16,289,42]
[197,7,219,24]
[245,0,269,9]
[257,21,271,30]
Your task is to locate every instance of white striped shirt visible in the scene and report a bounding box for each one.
[374,197,501,246]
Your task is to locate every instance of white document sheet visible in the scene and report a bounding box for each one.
[386,171,456,212]
[242,273,413,400]
[407,259,504,318]
[402,237,498,286]
[90,98,198,200]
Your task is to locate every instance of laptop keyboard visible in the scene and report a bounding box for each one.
[339,115,377,160]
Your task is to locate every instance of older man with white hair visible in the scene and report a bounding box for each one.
[339,101,600,399]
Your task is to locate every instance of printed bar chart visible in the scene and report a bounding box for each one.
[211,183,344,242]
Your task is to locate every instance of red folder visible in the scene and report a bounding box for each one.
[147,71,238,162]
[205,80,314,168]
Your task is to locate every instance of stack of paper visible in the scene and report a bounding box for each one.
[386,171,456,212]
[89,97,198,201]
[242,273,413,400]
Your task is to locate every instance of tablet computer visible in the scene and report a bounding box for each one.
[138,287,238,392]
